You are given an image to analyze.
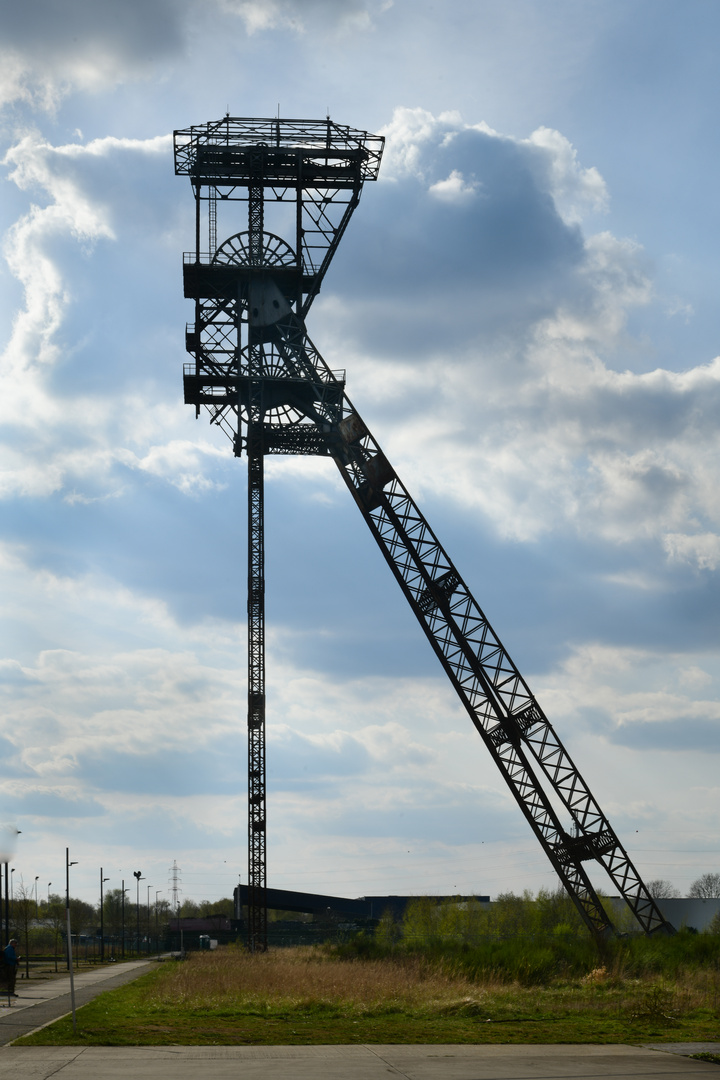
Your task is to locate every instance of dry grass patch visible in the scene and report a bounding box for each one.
[14,944,720,1046]
[146,946,494,1017]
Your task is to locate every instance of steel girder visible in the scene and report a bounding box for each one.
[245,160,268,952]
[256,315,674,940]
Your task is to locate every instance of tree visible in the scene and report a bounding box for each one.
[178,899,200,918]
[177,897,234,918]
[102,888,125,940]
[13,881,34,979]
[42,894,65,972]
[68,896,96,932]
[647,879,680,899]
[689,873,720,899]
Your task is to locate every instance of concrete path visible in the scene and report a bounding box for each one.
[0,960,154,1045]
[1,1043,720,1079]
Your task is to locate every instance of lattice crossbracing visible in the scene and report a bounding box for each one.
[175,116,674,945]
[272,317,673,938]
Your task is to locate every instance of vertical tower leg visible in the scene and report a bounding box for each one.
[247,430,267,951]
[246,171,267,952]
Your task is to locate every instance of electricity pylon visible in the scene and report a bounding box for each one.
[174,116,674,948]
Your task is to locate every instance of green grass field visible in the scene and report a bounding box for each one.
[15,944,720,1047]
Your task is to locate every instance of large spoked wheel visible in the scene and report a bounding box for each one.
[212,231,296,268]
[213,233,308,433]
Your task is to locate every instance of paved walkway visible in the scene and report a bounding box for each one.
[0,960,154,1045]
[1,1043,720,1079]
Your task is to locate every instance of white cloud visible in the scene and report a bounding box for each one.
[378,106,469,180]
[119,440,230,495]
[379,106,607,226]
[0,75,718,907]
[537,641,720,741]
[315,109,720,560]
[663,531,720,571]
[0,545,244,791]
[428,169,481,204]
[219,0,390,36]
[523,125,609,225]
[0,0,189,110]
[0,130,223,502]
[0,535,527,897]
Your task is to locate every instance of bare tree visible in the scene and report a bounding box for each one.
[689,872,720,899]
[13,881,33,980]
[647,879,680,899]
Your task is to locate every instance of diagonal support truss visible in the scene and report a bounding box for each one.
[261,314,675,939]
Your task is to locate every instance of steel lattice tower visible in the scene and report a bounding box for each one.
[174,116,674,946]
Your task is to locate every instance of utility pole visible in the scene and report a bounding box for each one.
[121,880,128,959]
[99,869,109,962]
[65,848,78,1033]
[4,865,9,943]
[133,871,143,956]
[155,890,161,958]
[146,885,152,955]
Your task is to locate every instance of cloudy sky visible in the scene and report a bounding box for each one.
[1,0,719,912]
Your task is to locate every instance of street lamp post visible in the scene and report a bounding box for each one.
[155,890,161,959]
[2,836,19,943]
[99,869,110,963]
[46,882,58,971]
[65,848,78,1034]
[121,880,129,960]
[133,871,143,956]
[146,885,152,956]
[10,868,14,918]
[34,876,39,918]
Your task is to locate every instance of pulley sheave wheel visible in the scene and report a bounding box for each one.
[212,231,296,268]
[213,231,305,431]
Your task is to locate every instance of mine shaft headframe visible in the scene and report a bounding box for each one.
[173,116,384,316]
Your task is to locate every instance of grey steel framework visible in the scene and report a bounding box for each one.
[174,115,674,944]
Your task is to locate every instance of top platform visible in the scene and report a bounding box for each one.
[174,116,384,186]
